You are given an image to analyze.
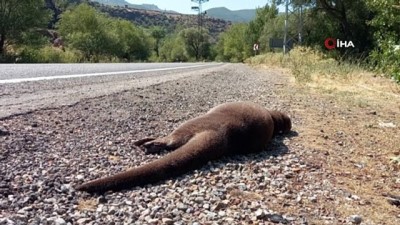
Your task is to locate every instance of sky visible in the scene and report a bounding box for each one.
[127,0,270,14]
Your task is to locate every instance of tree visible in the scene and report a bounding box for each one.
[159,34,188,62]
[272,0,373,54]
[216,23,252,62]
[110,19,152,61]
[0,0,51,55]
[57,4,115,61]
[247,4,279,48]
[150,26,166,57]
[366,0,400,82]
[179,28,210,60]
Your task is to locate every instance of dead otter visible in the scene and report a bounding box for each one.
[76,102,291,193]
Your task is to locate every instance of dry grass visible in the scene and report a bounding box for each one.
[250,49,400,224]
[77,199,97,211]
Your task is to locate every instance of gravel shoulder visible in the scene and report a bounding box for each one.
[0,64,398,225]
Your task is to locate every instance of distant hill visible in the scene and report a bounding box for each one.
[45,0,231,41]
[91,0,162,11]
[205,7,256,23]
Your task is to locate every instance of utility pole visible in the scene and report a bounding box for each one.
[282,0,304,54]
[191,0,208,30]
[191,0,209,60]
[283,0,289,54]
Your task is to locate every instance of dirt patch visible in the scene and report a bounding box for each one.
[264,66,400,224]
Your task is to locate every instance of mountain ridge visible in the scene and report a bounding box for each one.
[205,7,256,22]
[91,0,256,22]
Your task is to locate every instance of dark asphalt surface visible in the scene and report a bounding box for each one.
[0,63,220,83]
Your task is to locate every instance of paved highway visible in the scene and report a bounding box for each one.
[0,63,220,83]
[0,63,225,119]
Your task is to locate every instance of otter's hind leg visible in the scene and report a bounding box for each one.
[135,135,188,154]
[134,137,156,146]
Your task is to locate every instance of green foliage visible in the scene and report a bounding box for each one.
[159,34,188,62]
[110,19,152,61]
[0,0,51,54]
[247,4,279,48]
[215,23,252,62]
[19,46,83,63]
[302,9,339,48]
[57,4,113,61]
[366,0,400,82]
[18,32,50,47]
[57,3,151,62]
[150,26,166,57]
[179,28,211,60]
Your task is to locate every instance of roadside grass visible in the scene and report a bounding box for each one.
[248,47,400,224]
[77,199,97,211]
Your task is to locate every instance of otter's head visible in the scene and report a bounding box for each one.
[269,110,292,135]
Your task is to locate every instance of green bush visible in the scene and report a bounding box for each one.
[57,3,152,62]
[369,41,400,83]
[18,46,83,63]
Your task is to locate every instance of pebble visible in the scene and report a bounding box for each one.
[54,218,66,225]
[266,214,289,224]
[349,215,363,224]
[162,218,174,225]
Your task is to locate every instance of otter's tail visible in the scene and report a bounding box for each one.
[75,131,223,193]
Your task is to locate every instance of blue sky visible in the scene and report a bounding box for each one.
[128,0,270,14]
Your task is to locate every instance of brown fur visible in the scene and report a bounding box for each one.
[75,102,291,193]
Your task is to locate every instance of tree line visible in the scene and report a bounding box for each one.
[0,0,399,81]
[217,0,400,82]
[0,1,213,63]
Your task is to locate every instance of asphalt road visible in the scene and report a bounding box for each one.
[0,63,220,83]
[0,63,225,119]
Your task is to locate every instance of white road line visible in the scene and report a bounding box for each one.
[0,64,219,84]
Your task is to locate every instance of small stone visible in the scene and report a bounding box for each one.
[148,218,158,224]
[255,209,265,219]
[203,203,210,209]
[359,199,371,205]
[349,215,362,224]
[0,218,15,225]
[194,197,204,204]
[378,122,396,128]
[266,214,289,224]
[162,218,174,225]
[75,175,84,180]
[0,129,10,136]
[177,203,187,211]
[125,200,133,205]
[97,196,107,204]
[108,206,116,214]
[224,217,235,223]
[309,195,317,203]
[54,218,66,225]
[142,208,150,216]
[296,195,302,203]
[213,200,229,211]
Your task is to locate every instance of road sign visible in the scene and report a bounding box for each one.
[253,44,259,51]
